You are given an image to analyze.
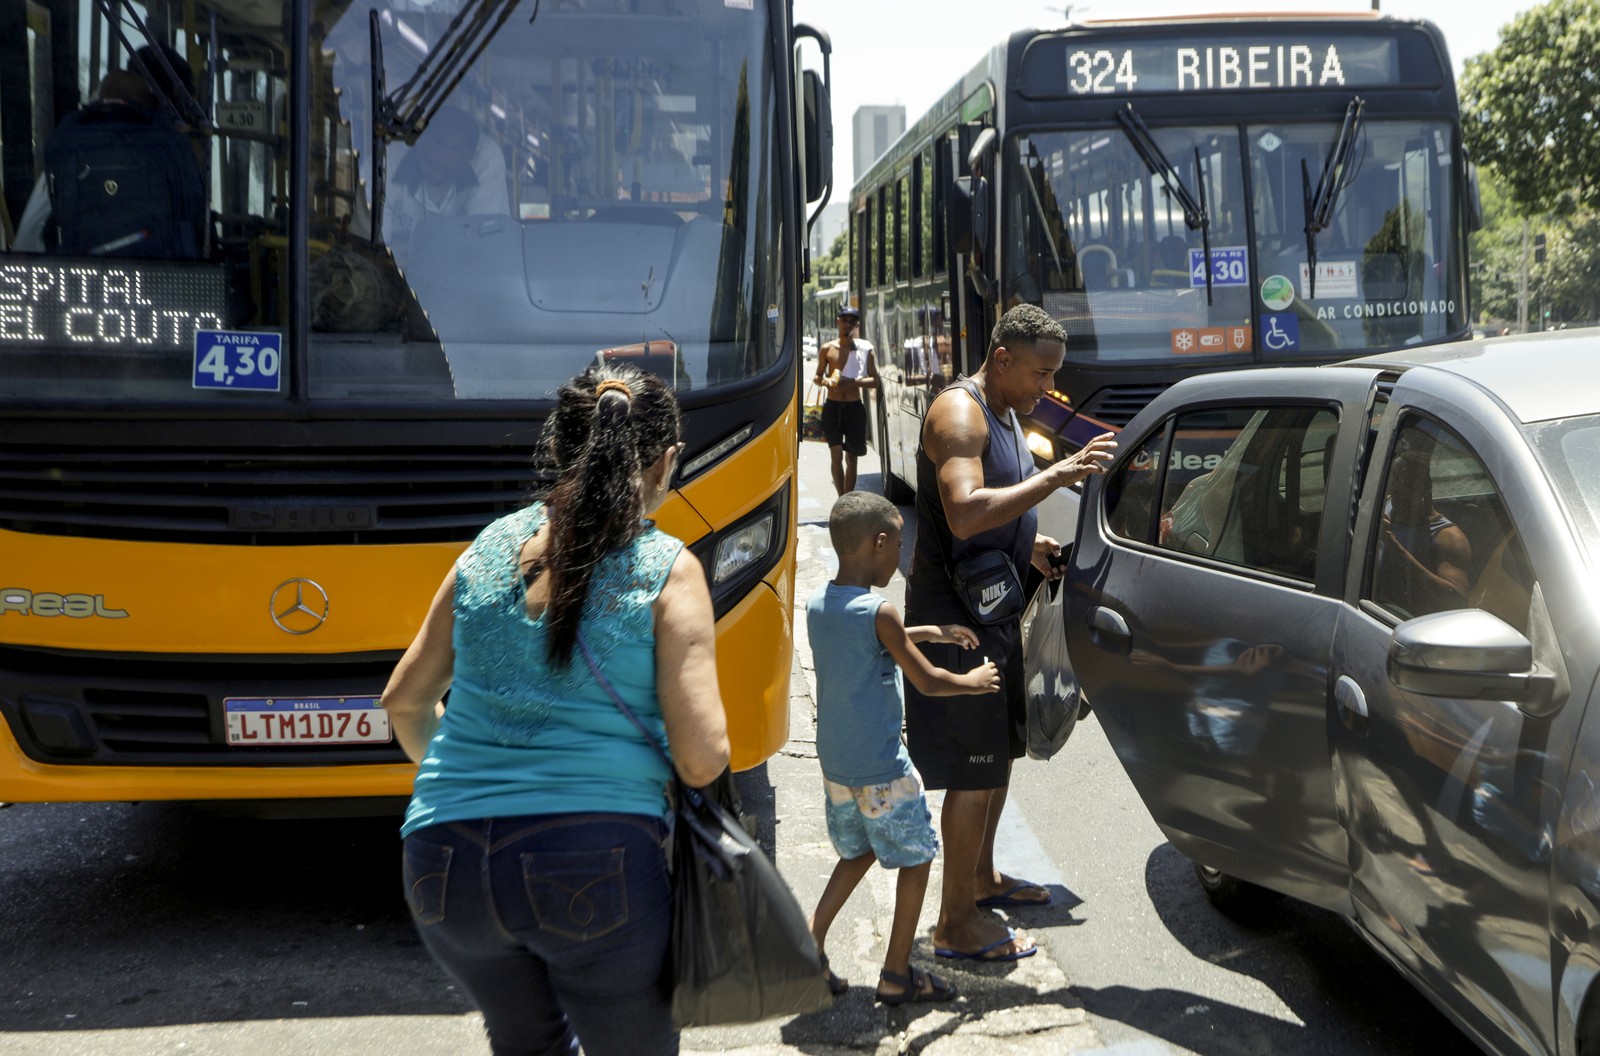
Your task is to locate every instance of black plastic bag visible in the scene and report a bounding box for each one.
[1021,579,1081,760]
[670,773,833,1027]
[577,637,831,1028]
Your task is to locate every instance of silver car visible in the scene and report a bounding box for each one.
[1065,329,1600,1056]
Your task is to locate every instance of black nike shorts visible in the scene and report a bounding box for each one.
[904,616,1025,791]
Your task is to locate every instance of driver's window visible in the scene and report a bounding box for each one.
[1365,418,1532,631]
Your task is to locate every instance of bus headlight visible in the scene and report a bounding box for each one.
[715,514,774,584]
[689,486,790,619]
[1025,429,1056,463]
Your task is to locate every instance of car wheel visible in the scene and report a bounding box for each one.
[1192,861,1281,917]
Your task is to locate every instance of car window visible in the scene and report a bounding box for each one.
[1104,427,1166,542]
[1103,404,1337,582]
[1365,417,1534,631]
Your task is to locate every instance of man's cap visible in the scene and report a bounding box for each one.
[837,306,861,320]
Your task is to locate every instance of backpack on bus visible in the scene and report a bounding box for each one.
[43,101,204,258]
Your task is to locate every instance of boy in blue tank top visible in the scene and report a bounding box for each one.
[805,491,999,1005]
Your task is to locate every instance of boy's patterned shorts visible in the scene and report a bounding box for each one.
[822,772,938,869]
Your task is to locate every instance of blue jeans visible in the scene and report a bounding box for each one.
[402,813,676,1056]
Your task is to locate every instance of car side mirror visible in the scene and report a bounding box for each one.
[1388,608,1556,712]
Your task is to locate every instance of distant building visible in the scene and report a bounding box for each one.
[809,201,848,261]
[853,105,906,183]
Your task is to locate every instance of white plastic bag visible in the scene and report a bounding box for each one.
[1021,579,1080,760]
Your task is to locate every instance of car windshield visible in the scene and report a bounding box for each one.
[1528,414,1600,565]
[1002,117,1466,366]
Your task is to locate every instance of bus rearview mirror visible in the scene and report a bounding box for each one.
[802,69,833,205]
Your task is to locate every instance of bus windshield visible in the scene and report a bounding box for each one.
[1004,116,1465,366]
[317,0,786,401]
[0,0,784,404]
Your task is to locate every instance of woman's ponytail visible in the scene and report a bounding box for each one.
[540,365,680,665]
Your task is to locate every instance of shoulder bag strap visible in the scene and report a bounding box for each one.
[577,633,673,771]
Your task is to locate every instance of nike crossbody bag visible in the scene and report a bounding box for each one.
[950,549,1025,626]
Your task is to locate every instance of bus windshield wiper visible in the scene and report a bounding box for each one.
[374,0,524,143]
[368,0,528,242]
[1301,96,1365,298]
[1116,103,1212,305]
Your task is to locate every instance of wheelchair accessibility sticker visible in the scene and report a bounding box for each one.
[1260,313,1299,352]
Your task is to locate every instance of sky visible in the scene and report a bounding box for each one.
[792,0,1537,221]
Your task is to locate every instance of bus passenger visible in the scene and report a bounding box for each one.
[381,364,729,1056]
[13,54,205,259]
[904,304,1116,962]
[385,104,509,255]
[814,305,878,496]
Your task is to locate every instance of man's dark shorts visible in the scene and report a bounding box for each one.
[905,617,1025,790]
[820,399,868,457]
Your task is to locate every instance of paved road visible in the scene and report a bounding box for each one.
[0,441,1484,1055]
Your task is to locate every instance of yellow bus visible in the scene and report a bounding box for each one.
[0,0,833,806]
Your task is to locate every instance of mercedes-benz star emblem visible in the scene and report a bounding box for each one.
[270,578,329,634]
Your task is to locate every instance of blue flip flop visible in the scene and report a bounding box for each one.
[934,930,1037,962]
[975,880,1052,909]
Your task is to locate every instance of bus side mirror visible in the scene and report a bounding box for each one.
[950,176,974,253]
[802,69,833,205]
[971,175,991,256]
[1465,159,1484,234]
[966,128,997,258]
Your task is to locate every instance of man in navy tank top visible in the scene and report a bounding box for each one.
[904,304,1117,962]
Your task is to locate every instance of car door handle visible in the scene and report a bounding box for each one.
[1088,605,1131,654]
[1334,674,1369,734]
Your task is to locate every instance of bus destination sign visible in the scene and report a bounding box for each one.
[0,259,227,352]
[1025,33,1409,97]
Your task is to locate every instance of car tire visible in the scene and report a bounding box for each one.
[1192,861,1281,917]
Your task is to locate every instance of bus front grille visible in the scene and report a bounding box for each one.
[0,445,551,545]
[0,647,411,767]
[1076,384,1171,428]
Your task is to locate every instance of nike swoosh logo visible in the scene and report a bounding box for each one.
[976,588,1010,617]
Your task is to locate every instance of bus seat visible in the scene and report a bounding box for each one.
[1151,236,1188,287]
[1468,531,1533,635]
[1077,244,1116,289]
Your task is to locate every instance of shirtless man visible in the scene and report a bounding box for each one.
[814,306,878,496]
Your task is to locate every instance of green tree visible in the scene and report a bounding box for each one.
[1466,167,1524,324]
[1540,212,1600,324]
[809,230,849,287]
[1460,0,1600,216]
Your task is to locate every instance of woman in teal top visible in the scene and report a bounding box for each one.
[382,365,729,1056]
